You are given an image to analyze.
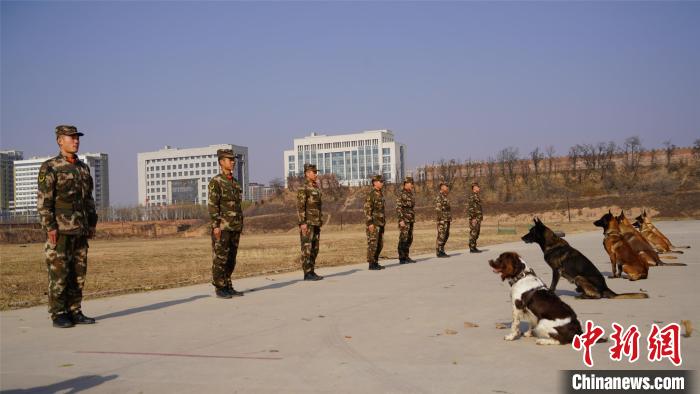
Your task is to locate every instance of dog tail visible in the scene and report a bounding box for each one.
[672,245,691,249]
[603,290,649,299]
[611,293,649,299]
[661,250,684,254]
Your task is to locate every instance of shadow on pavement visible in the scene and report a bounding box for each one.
[94,295,209,320]
[247,268,362,292]
[554,290,580,297]
[1,374,118,393]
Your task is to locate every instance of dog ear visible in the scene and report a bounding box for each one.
[608,209,611,214]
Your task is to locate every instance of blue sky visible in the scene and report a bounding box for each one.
[2,1,699,205]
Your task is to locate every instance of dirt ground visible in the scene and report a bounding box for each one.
[0,219,600,310]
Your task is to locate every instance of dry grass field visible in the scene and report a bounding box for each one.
[0,219,598,310]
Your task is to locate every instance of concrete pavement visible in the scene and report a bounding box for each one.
[1,221,698,393]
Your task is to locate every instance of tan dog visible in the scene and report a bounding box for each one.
[634,211,691,254]
[594,212,648,281]
[617,211,686,266]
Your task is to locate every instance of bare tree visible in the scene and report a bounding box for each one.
[596,141,617,181]
[530,147,543,177]
[568,145,582,183]
[485,157,497,190]
[545,145,556,177]
[622,136,643,178]
[663,140,676,170]
[269,177,285,196]
[497,147,519,201]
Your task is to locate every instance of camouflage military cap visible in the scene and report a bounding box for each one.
[371,174,384,183]
[471,181,480,188]
[303,163,317,173]
[217,149,236,160]
[403,176,414,184]
[55,125,84,137]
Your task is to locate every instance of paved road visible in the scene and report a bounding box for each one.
[1,221,698,393]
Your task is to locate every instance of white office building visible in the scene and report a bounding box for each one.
[13,153,110,215]
[137,144,249,206]
[283,130,407,187]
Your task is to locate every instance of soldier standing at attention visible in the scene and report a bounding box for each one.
[396,176,416,264]
[468,182,483,253]
[435,181,451,258]
[208,149,244,298]
[297,163,323,281]
[364,175,386,270]
[38,125,97,328]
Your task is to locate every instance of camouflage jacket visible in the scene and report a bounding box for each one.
[435,191,451,222]
[396,188,415,223]
[467,192,483,221]
[37,154,98,235]
[208,172,244,232]
[364,188,385,227]
[297,180,323,227]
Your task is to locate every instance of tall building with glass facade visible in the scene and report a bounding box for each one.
[283,130,406,187]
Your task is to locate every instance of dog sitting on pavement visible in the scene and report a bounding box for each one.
[489,252,582,345]
[594,211,649,281]
[521,218,648,299]
[634,211,691,254]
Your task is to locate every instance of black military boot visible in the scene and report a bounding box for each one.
[369,263,385,270]
[304,271,324,281]
[228,286,245,297]
[399,258,407,264]
[216,287,232,299]
[437,249,449,258]
[470,248,482,253]
[70,311,96,324]
[406,257,417,263]
[52,313,75,328]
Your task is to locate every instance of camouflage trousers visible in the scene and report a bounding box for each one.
[45,234,89,318]
[212,230,241,289]
[398,222,414,260]
[367,225,384,263]
[300,225,321,274]
[436,221,451,253]
[469,220,481,249]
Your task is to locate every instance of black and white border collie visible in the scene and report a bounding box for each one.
[489,252,583,345]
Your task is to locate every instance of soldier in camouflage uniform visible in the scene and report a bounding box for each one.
[396,176,416,264]
[468,182,483,253]
[297,163,323,281]
[364,175,386,270]
[38,125,98,328]
[208,149,245,298]
[435,181,451,257]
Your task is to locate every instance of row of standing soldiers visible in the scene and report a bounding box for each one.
[39,126,485,328]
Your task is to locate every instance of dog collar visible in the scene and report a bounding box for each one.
[508,267,537,286]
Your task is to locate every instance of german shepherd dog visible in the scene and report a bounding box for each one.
[617,210,685,267]
[634,211,691,254]
[522,218,648,299]
[593,212,649,281]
